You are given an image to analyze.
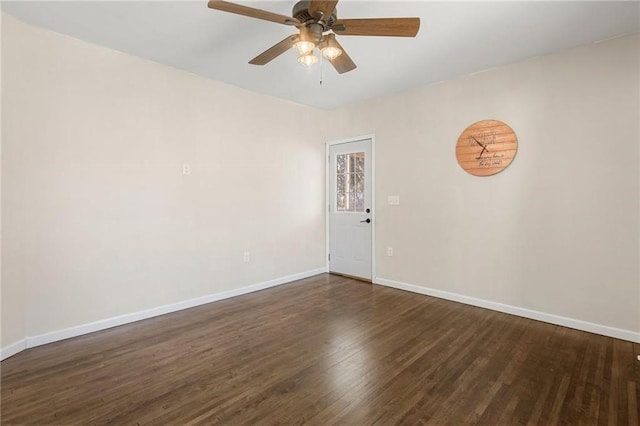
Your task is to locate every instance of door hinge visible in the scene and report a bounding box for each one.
[328,253,331,261]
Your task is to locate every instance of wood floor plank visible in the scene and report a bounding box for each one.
[1,273,638,424]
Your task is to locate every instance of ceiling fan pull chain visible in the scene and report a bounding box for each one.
[320,52,324,85]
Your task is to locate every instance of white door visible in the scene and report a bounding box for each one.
[329,138,373,280]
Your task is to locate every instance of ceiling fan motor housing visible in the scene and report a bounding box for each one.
[292,1,337,29]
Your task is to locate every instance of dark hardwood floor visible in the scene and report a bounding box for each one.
[2,273,638,424]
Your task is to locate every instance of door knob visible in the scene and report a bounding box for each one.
[360,218,371,223]
[366,208,371,213]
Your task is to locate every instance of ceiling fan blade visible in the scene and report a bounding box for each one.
[309,1,339,20]
[208,0,299,26]
[328,39,356,74]
[249,35,298,65]
[333,18,420,37]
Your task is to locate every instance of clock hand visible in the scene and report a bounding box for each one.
[471,136,485,148]
[476,146,487,159]
[471,136,490,152]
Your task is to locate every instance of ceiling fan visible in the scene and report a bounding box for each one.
[207,0,420,74]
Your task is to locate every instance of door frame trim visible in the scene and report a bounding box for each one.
[325,134,376,281]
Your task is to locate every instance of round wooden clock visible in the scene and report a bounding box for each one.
[456,120,518,176]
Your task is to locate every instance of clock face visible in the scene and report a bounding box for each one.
[456,120,518,176]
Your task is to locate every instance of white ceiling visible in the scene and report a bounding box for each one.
[3,1,639,109]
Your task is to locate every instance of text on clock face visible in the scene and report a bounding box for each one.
[466,131,497,147]
[479,152,505,167]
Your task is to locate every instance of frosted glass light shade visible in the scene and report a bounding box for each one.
[321,33,342,60]
[298,53,318,67]
[294,40,315,55]
[322,46,342,60]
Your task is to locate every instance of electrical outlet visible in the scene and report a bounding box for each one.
[243,251,250,263]
[182,163,191,175]
[388,195,400,205]
[387,247,394,257]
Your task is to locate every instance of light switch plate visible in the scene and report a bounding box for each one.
[388,195,400,205]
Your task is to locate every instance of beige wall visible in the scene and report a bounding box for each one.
[2,12,638,353]
[326,33,640,333]
[1,13,27,349]
[1,14,326,347]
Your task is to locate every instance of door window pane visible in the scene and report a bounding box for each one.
[336,152,365,212]
[355,154,364,173]
[355,192,364,211]
[337,174,346,194]
[337,154,346,174]
[355,173,364,193]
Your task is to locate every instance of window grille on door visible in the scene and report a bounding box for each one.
[336,152,365,212]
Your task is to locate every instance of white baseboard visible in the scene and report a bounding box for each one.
[374,277,640,344]
[0,339,27,361]
[1,267,328,361]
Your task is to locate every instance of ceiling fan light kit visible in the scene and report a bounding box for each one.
[207,0,420,74]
